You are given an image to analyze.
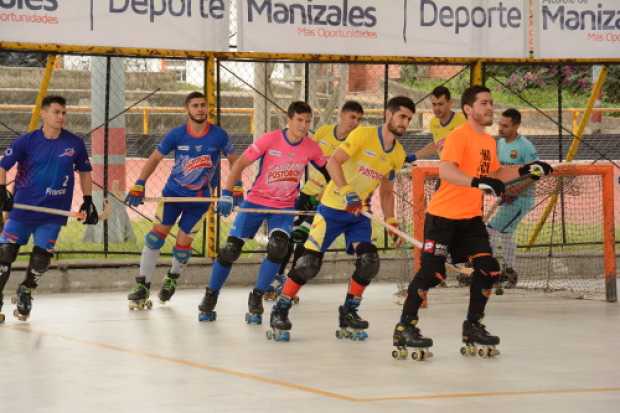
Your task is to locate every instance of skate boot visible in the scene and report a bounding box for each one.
[457,272,471,287]
[198,287,219,322]
[12,284,33,321]
[244,288,264,325]
[127,277,152,311]
[158,272,179,304]
[503,268,518,289]
[0,294,5,324]
[460,319,500,358]
[266,297,292,342]
[264,274,299,304]
[392,319,433,361]
[336,296,369,341]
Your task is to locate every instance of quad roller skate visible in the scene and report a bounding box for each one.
[158,272,179,304]
[263,274,299,304]
[128,278,152,311]
[266,297,292,342]
[198,287,219,322]
[12,285,33,321]
[244,289,264,325]
[335,297,368,341]
[0,294,5,324]
[391,320,433,361]
[460,320,500,358]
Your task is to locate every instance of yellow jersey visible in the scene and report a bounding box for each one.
[301,124,347,197]
[429,111,466,155]
[320,126,406,211]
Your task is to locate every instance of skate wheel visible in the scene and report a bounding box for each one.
[391,350,399,359]
[0,313,5,323]
[495,288,504,296]
[411,351,419,361]
[266,330,273,340]
[145,300,153,310]
[491,348,500,357]
[278,331,290,342]
[198,311,217,322]
[13,309,27,321]
[460,346,467,356]
[478,348,487,358]
[335,330,343,339]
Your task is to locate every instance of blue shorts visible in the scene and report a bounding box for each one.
[229,201,294,239]
[0,219,62,251]
[159,188,210,234]
[304,204,372,254]
[488,196,534,234]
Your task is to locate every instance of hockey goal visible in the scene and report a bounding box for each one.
[394,163,617,302]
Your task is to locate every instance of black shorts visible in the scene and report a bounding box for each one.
[422,213,492,264]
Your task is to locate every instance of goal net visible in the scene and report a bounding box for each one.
[394,163,617,302]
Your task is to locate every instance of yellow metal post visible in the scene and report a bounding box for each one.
[471,61,483,86]
[205,56,218,259]
[28,54,57,131]
[526,66,608,249]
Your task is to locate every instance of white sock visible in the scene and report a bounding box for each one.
[170,257,185,275]
[501,233,516,269]
[139,246,161,283]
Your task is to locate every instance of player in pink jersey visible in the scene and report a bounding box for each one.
[198,101,328,324]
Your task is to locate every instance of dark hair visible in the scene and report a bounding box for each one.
[461,85,491,113]
[431,85,451,100]
[287,101,312,118]
[41,95,66,108]
[185,91,206,105]
[386,96,415,114]
[341,100,364,115]
[502,108,521,125]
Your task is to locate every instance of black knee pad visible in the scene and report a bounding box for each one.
[216,236,244,267]
[0,243,19,265]
[266,230,290,264]
[416,253,447,289]
[471,254,501,289]
[289,249,323,285]
[29,246,53,275]
[351,243,380,286]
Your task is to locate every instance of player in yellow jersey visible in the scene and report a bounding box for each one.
[415,86,466,159]
[392,86,552,360]
[266,96,414,342]
[265,101,364,301]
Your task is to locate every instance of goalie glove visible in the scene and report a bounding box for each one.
[471,176,505,197]
[232,180,244,207]
[518,161,553,181]
[340,184,362,215]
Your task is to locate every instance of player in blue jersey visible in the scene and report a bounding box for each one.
[0,95,98,322]
[124,92,241,310]
[487,109,539,289]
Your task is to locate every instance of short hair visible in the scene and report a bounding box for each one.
[386,96,415,114]
[431,86,451,101]
[41,95,66,108]
[287,101,312,118]
[502,108,521,125]
[341,100,364,115]
[461,85,491,113]
[185,91,206,105]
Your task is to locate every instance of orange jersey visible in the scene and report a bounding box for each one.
[427,122,500,220]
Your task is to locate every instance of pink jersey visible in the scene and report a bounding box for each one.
[244,129,326,208]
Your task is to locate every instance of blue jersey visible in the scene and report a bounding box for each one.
[157,123,233,197]
[0,128,92,225]
[497,135,538,198]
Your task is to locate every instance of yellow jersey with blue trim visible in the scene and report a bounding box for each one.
[320,126,406,211]
[429,111,466,155]
[301,124,347,197]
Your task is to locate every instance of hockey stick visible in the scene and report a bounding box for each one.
[235,207,316,216]
[13,199,112,221]
[360,210,473,275]
[483,174,539,222]
[142,196,219,203]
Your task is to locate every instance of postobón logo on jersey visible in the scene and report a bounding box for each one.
[0,0,59,25]
[59,147,75,158]
[267,163,303,184]
[182,155,213,173]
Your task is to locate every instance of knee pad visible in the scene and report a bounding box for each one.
[416,253,447,289]
[266,230,290,264]
[471,254,501,289]
[144,230,166,250]
[217,236,244,267]
[351,243,380,286]
[29,246,53,275]
[289,249,323,285]
[0,243,19,265]
[173,244,192,265]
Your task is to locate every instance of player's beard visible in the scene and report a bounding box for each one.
[473,111,493,127]
[387,120,406,137]
[189,113,207,124]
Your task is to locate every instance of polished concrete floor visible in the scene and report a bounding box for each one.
[1,283,619,413]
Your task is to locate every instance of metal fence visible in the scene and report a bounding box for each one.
[0,50,618,263]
